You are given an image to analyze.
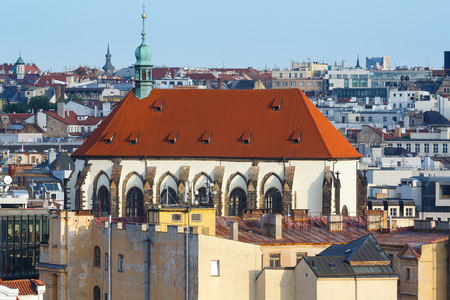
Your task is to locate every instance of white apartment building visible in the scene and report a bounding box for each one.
[325,69,371,90]
[389,90,430,109]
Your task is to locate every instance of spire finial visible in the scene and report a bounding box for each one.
[141,1,146,44]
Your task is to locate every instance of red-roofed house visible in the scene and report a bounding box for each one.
[68,88,364,218]
[0,279,45,299]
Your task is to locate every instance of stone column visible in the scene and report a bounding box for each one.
[247,165,260,210]
[213,166,225,216]
[110,160,122,217]
[283,166,295,215]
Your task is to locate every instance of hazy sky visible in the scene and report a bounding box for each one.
[2,0,449,72]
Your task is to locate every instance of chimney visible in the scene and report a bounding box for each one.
[230,221,238,241]
[17,86,21,102]
[57,101,65,118]
[48,148,56,165]
[218,78,222,90]
[8,164,15,179]
[394,127,402,138]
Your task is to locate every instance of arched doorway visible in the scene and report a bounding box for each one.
[126,187,144,217]
[264,188,283,214]
[160,186,178,205]
[229,187,247,216]
[96,186,110,217]
[342,205,349,216]
[94,286,101,300]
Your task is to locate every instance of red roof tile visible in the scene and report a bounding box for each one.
[368,126,395,140]
[44,110,103,126]
[0,279,44,295]
[73,89,361,159]
[187,73,217,80]
[8,113,33,124]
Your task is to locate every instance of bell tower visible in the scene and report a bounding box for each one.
[134,4,153,99]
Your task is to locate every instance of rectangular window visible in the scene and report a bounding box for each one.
[361,117,365,122]
[282,82,288,87]
[383,117,387,122]
[406,268,411,281]
[406,144,411,152]
[105,253,109,270]
[294,73,297,78]
[390,208,397,217]
[397,143,402,148]
[424,144,429,153]
[118,254,124,271]
[393,103,396,108]
[368,117,373,122]
[406,208,413,216]
[439,184,450,198]
[279,73,283,78]
[172,213,182,222]
[388,143,393,147]
[298,82,304,87]
[289,73,291,78]
[307,82,313,86]
[415,144,420,153]
[269,253,281,267]
[191,213,202,222]
[211,260,220,276]
[434,144,438,153]
[316,82,321,86]
[444,144,448,153]
[274,81,280,87]
[356,117,359,122]
[296,252,307,264]
[291,82,296,87]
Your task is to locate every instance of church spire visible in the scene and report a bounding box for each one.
[134,2,153,99]
[355,54,361,69]
[102,43,115,76]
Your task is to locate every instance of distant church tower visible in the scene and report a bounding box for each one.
[355,54,361,69]
[134,5,153,99]
[14,54,25,80]
[102,44,115,76]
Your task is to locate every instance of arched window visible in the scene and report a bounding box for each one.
[342,205,349,217]
[142,70,147,80]
[94,286,101,300]
[264,188,283,214]
[96,186,110,217]
[126,187,144,217]
[94,246,100,267]
[160,187,177,205]
[229,187,247,216]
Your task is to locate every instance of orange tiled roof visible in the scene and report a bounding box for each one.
[8,113,33,124]
[44,110,103,126]
[0,279,44,295]
[73,89,361,159]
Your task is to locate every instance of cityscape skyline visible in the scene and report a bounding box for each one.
[3,0,450,72]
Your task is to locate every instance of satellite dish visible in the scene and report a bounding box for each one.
[3,176,12,185]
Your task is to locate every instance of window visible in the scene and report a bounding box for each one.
[279,73,283,78]
[434,144,438,153]
[274,81,280,87]
[356,117,359,122]
[316,82,321,86]
[296,252,307,264]
[406,144,411,152]
[388,143,393,147]
[172,213,182,222]
[397,143,402,148]
[307,82,313,86]
[406,208,413,216]
[439,184,450,198]
[390,208,397,216]
[424,144,429,153]
[105,253,109,270]
[94,286,101,300]
[191,213,202,222]
[444,144,448,154]
[393,104,396,108]
[291,81,296,87]
[294,73,297,78]
[383,116,387,122]
[282,82,288,87]
[118,254,124,271]
[406,268,411,281]
[393,117,397,122]
[126,187,144,217]
[94,246,101,267]
[298,82,304,87]
[269,253,281,267]
[368,117,373,122]
[211,260,220,276]
[289,73,291,78]
[415,144,420,153]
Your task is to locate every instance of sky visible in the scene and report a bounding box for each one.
[2,0,450,72]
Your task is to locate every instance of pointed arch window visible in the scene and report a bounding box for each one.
[264,188,283,214]
[126,187,144,217]
[229,187,247,216]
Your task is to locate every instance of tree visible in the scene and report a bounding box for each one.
[28,96,54,111]
[4,103,28,113]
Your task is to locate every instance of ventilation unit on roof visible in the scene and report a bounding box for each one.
[129,132,140,145]
[154,98,165,111]
[168,131,178,144]
[104,132,116,144]
[272,97,283,111]
[291,130,302,144]
[202,131,212,144]
[242,131,252,144]
[344,249,352,254]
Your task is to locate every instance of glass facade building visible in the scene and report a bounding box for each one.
[0,211,48,279]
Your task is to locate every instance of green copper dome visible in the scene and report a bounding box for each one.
[134,13,152,66]
[16,55,24,65]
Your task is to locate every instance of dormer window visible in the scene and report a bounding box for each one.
[272,97,283,111]
[104,132,116,144]
[202,131,212,144]
[154,98,164,111]
[291,130,301,144]
[242,131,252,144]
[168,131,178,144]
[129,132,140,145]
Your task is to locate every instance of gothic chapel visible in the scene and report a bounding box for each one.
[67,11,365,218]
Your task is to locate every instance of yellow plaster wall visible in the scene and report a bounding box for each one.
[418,241,448,300]
[260,244,329,267]
[295,259,317,300]
[198,234,261,300]
[255,268,294,300]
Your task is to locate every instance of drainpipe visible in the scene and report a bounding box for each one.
[145,236,151,300]
[185,206,190,300]
[108,215,111,300]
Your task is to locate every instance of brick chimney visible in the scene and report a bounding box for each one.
[57,101,65,118]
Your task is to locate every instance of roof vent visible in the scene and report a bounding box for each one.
[168,131,178,144]
[202,131,212,144]
[272,97,283,111]
[328,263,336,267]
[344,249,352,254]
[291,130,302,144]
[241,131,252,144]
[104,132,116,144]
[129,132,140,145]
[154,98,165,111]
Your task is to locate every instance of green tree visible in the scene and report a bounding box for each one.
[4,103,28,113]
[28,96,53,111]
